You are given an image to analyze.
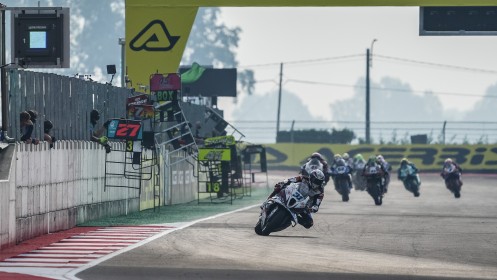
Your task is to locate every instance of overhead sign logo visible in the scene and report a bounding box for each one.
[129,19,180,52]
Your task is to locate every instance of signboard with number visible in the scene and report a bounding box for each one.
[150,73,181,102]
[127,104,155,120]
[107,119,143,140]
[198,148,231,161]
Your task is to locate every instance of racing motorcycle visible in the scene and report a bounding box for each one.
[352,161,367,191]
[331,164,352,202]
[255,183,309,236]
[442,165,462,198]
[363,163,385,206]
[398,165,421,197]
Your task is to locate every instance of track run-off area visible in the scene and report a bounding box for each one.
[1,171,496,280]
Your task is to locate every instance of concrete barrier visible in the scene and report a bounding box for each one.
[0,140,199,249]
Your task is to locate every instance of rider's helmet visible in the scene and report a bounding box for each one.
[334,154,342,162]
[400,158,408,165]
[309,169,325,190]
[310,152,324,161]
[376,155,384,164]
[354,154,364,161]
[336,158,346,167]
[444,158,453,165]
[342,153,350,160]
[367,156,377,166]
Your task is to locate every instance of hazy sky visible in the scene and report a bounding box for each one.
[217,7,497,121]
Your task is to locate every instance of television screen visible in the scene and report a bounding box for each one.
[30,31,47,49]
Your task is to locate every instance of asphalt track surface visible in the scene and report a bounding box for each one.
[76,172,497,280]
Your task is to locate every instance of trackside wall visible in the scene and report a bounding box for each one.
[0,140,200,249]
[0,141,143,249]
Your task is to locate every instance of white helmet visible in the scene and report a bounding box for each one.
[309,169,325,190]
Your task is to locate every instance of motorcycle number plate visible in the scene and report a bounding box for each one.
[337,166,346,174]
[292,191,304,200]
[368,167,378,174]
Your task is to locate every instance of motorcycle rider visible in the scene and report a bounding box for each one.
[440,158,463,187]
[330,157,353,191]
[268,152,329,199]
[266,169,326,229]
[353,154,366,168]
[300,152,330,186]
[351,153,367,190]
[363,156,388,194]
[376,155,392,193]
[329,153,342,180]
[331,154,342,168]
[342,153,354,167]
[397,158,421,196]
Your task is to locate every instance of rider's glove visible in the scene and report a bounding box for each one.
[311,205,319,213]
[99,136,109,145]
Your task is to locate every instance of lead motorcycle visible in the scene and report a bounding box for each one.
[363,163,385,206]
[442,164,462,198]
[398,165,421,197]
[255,182,309,236]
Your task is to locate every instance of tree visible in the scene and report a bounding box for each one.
[181,8,255,95]
[330,128,355,144]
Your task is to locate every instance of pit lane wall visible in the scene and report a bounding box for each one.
[265,144,497,173]
[0,141,198,250]
[0,142,141,250]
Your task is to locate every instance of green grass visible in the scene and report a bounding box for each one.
[79,187,270,226]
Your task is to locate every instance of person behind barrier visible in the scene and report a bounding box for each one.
[89,109,111,153]
[44,119,56,148]
[20,111,39,144]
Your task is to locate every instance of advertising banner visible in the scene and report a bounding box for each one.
[125,0,197,93]
[198,148,232,162]
[263,143,497,173]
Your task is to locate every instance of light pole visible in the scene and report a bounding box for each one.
[276,63,283,142]
[118,38,126,88]
[365,38,377,144]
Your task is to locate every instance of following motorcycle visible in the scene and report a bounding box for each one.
[363,163,385,206]
[442,164,462,198]
[352,160,367,191]
[398,165,421,197]
[331,162,352,202]
[255,182,310,236]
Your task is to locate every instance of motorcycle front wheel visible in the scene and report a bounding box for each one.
[447,178,462,198]
[367,181,383,206]
[261,205,291,236]
[254,220,263,235]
